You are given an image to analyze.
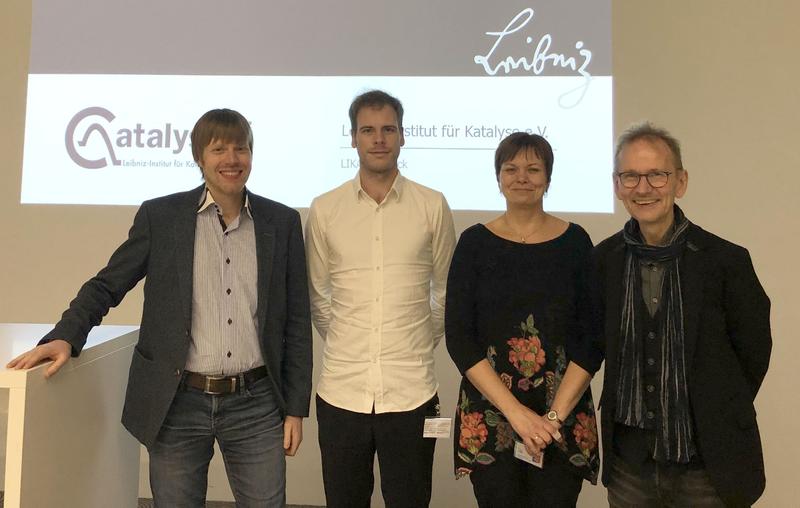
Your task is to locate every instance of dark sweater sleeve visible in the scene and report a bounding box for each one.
[445,227,486,376]
[567,226,605,375]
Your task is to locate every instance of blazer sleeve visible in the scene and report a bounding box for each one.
[723,247,772,398]
[281,210,314,417]
[41,203,151,355]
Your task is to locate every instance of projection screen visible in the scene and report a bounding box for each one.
[21,0,612,212]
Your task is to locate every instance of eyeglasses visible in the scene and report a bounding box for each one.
[615,171,673,189]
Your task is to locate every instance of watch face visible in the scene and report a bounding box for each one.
[547,410,557,420]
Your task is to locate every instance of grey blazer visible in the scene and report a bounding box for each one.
[42,185,312,448]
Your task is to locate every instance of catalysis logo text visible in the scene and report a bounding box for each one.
[65,107,191,169]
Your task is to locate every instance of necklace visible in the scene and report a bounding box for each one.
[503,213,544,244]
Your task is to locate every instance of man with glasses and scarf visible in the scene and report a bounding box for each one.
[530,122,771,506]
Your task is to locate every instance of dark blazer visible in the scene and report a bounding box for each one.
[42,185,312,449]
[583,223,771,506]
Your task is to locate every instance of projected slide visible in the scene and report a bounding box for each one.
[21,1,612,212]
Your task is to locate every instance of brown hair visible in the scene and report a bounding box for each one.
[190,109,253,164]
[494,132,554,182]
[348,90,404,133]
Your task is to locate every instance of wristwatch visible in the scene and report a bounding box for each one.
[546,409,564,425]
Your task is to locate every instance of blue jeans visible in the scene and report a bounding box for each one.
[148,375,286,508]
[607,454,727,508]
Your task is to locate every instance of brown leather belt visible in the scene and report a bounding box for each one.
[183,366,268,395]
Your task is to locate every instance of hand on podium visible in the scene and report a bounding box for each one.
[6,339,72,378]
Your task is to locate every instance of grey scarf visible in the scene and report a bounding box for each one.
[615,205,695,463]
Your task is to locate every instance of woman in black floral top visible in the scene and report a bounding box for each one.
[445,133,599,507]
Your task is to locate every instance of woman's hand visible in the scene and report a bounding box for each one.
[464,360,564,455]
[505,404,562,455]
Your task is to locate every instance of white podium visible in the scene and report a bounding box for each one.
[0,324,140,508]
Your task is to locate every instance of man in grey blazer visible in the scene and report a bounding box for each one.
[8,109,312,508]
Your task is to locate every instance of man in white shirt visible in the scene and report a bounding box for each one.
[305,90,456,507]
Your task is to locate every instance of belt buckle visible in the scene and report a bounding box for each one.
[204,374,236,395]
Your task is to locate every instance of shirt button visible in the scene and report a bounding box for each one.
[647,331,656,339]
[650,265,658,272]
[226,258,231,264]
[226,288,231,295]
[227,351,232,358]
[646,385,655,393]
[646,411,655,419]
[375,236,380,241]
[651,297,658,304]
[647,358,655,366]
[227,318,233,325]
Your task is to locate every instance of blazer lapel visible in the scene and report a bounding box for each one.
[174,186,204,331]
[252,197,276,338]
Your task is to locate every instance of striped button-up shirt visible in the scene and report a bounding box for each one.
[185,189,263,375]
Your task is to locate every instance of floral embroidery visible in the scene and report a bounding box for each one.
[495,421,514,451]
[507,314,547,391]
[499,372,513,390]
[457,391,496,466]
[459,410,488,455]
[545,371,557,405]
[455,467,473,479]
[573,412,598,457]
[507,336,546,377]
[486,345,497,369]
[564,402,600,475]
[545,346,566,408]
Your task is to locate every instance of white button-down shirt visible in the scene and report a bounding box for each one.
[305,174,456,413]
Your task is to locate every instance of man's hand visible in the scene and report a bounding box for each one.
[6,339,71,378]
[283,415,303,456]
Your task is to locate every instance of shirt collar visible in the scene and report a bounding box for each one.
[351,172,404,203]
[197,187,252,219]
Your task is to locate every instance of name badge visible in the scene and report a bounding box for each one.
[514,441,544,468]
[423,417,452,438]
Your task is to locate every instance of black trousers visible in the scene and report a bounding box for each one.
[469,448,584,508]
[316,394,439,508]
